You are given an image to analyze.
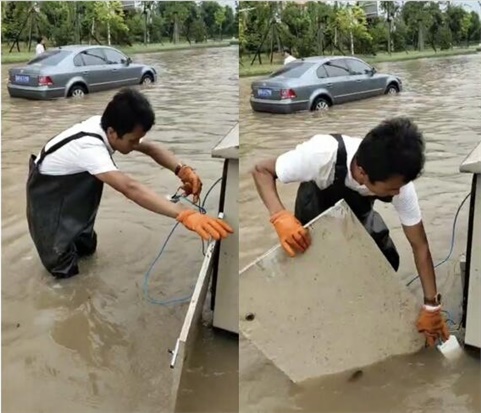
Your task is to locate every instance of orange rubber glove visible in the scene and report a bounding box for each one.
[416,305,450,347]
[270,210,311,257]
[177,165,203,204]
[177,210,233,241]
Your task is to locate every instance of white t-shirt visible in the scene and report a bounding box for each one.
[275,134,422,227]
[36,44,45,55]
[284,55,296,65]
[36,115,118,176]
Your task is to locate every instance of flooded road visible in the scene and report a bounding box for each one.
[2,46,238,413]
[239,54,481,412]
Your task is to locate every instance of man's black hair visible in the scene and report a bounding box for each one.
[101,87,155,137]
[355,117,425,183]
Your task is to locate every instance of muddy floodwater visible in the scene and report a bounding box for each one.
[2,46,238,413]
[239,54,481,412]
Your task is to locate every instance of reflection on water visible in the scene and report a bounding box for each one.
[239,54,481,412]
[2,46,238,413]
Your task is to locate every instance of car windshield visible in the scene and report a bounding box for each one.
[269,61,314,78]
[27,50,71,66]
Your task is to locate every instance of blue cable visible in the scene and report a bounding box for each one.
[143,177,223,306]
[406,192,471,287]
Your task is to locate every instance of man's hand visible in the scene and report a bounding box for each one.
[177,165,203,204]
[270,210,311,257]
[416,305,450,347]
[177,210,233,240]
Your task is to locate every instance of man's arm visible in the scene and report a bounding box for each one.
[402,221,438,301]
[404,221,451,346]
[134,140,203,202]
[96,170,186,218]
[251,157,310,256]
[95,170,233,241]
[251,158,287,216]
[134,140,180,173]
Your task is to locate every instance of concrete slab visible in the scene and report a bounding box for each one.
[211,123,239,160]
[239,200,425,383]
[459,141,481,174]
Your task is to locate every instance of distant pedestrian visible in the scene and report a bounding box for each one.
[283,48,296,65]
[36,36,46,55]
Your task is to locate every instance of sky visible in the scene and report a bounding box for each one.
[193,0,237,10]
[319,1,481,17]
[455,1,481,15]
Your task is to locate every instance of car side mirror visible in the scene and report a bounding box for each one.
[126,57,132,65]
[370,67,376,75]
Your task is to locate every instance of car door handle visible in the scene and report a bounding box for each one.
[82,71,88,75]
[356,79,362,82]
[111,69,118,72]
[325,83,333,86]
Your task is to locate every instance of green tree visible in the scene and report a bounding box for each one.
[214,7,226,40]
[334,4,371,55]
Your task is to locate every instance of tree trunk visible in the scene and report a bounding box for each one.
[107,1,111,46]
[350,30,354,55]
[418,21,424,51]
[318,21,322,55]
[90,19,95,45]
[75,2,80,44]
[144,12,148,45]
[388,20,392,54]
[173,16,179,44]
[334,27,338,54]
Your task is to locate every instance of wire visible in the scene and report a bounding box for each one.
[405,193,471,287]
[142,177,223,306]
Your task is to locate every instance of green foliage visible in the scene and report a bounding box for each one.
[241,1,481,59]
[1,1,239,48]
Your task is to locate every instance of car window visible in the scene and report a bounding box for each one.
[103,48,126,64]
[316,65,328,78]
[346,58,372,75]
[27,50,71,66]
[324,59,350,78]
[73,54,84,67]
[269,61,314,78]
[81,49,108,66]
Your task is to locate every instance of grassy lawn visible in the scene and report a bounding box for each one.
[1,40,235,64]
[240,47,479,78]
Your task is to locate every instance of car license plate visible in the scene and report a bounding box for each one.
[14,74,30,84]
[257,88,272,98]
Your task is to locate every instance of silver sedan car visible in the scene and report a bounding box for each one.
[250,56,402,114]
[7,44,157,100]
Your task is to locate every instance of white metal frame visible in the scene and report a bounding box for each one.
[460,142,481,349]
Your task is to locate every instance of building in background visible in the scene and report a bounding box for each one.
[121,1,141,11]
[359,1,381,19]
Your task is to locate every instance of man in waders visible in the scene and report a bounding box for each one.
[26,87,233,279]
[251,117,449,347]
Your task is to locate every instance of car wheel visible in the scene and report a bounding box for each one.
[312,97,330,111]
[68,84,87,98]
[141,74,154,85]
[386,84,399,95]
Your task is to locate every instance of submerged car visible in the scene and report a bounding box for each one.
[250,56,402,114]
[7,44,157,100]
